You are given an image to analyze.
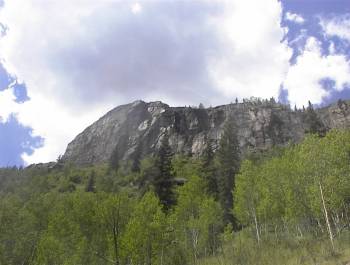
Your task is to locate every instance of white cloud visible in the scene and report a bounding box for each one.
[0,0,292,164]
[17,93,109,164]
[131,3,142,14]
[283,37,350,107]
[320,14,350,42]
[0,87,110,164]
[285,11,305,24]
[209,0,291,100]
[0,1,126,164]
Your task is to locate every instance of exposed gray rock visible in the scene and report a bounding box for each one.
[62,99,350,166]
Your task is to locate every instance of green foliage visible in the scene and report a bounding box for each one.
[85,170,96,192]
[1,129,350,264]
[201,137,218,197]
[172,175,223,263]
[124,192,167,265]
[131,143,143,172]
[98,192,135,264]
[198,228,350,265]
[109,146,120,172]
[234,160,261,226]
[153,132,176,210]
[172,154,201,180]
[303,101,327,136]
[234,130,350,243]
[217,116,240,225]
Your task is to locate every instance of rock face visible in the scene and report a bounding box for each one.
[62,99,350,166]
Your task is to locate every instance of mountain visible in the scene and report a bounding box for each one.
[62,99,350,166]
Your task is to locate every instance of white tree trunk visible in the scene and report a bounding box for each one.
[319,181,335,251]
[252,209,260,244]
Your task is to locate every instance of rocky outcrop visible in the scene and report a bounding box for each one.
[62,99,350,166]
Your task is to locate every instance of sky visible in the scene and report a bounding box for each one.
[0,0,349,167]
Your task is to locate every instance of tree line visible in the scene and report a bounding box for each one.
[1,114,350,264]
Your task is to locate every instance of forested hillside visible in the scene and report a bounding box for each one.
[1,128,350,264]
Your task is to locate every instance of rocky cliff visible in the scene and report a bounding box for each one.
[62,99,350,166]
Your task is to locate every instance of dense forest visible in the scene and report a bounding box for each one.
[1,120,350,264]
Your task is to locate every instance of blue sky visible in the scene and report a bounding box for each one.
[0,0,349,166]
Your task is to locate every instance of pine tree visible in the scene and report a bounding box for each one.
[217,116,240,226]
[201,135,218,197]
[153,132,175,210]
[85,171,96,192]
[109,146,120,172]
[109,135,129,172]
[131,143,143,172]
[304,101,326,136]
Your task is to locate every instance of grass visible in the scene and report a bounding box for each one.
[198,229,350,265]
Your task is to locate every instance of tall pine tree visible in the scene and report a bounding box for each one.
[109,146,120,172]
[217,116,240,226]
[201,135,218,197]
[131,143,143,172]
[85,170,96,192]
[153,131,175,210]
[304,101,326,136]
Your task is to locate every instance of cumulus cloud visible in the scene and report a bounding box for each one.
[17,95,107,164]
[131,2,142,14]
[0,1,225,110]
[0,87,107,164]
[0,0,294,164]
[209,0,292,100]
[283,37,350,107]
[320,14,350,42]
[285,11,305,24]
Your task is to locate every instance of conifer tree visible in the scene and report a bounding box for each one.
[109,146,120,172]
[85,171,96,192]
[153,131,175,210]
[201,135,218,197]
[109,135,129,172]
[131,143,143,172]
[217,116,240,226]
[304,101,326,136]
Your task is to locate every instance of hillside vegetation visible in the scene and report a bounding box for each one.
[1,128,350,264]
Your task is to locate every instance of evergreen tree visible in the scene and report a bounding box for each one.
[85,171,96,192]
[153,132,175,210]
[109,146,120,172]
[304,101,326,136]
[217,116,240,226]
[131,143,143,172]
[109,135,129,172]
[201,135,218,197]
